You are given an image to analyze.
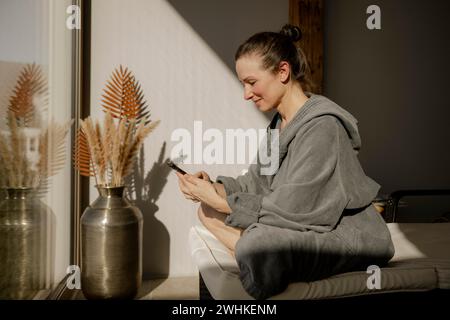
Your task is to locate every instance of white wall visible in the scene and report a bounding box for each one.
[90,0,288,278]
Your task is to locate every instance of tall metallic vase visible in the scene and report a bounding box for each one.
[81,186,143,299]
[0,188,52,299]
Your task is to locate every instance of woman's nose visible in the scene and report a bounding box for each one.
[243,86,253,100]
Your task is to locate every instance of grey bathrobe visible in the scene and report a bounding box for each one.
[216,93,395,300]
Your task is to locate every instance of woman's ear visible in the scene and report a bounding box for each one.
[278,61,290,82]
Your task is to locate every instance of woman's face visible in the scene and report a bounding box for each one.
[235,54,287,112]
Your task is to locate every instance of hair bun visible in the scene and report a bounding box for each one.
[280,24,302,42]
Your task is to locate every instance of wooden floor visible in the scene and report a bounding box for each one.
[57,276,199,300]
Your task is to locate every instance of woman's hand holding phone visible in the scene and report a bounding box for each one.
[176,171,231,213]
[176,171,212,202]
[175,171,199,202]
[169,160,229,211]
[193,171,211,183]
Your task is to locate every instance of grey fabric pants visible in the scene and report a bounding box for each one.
[235,205,395,299]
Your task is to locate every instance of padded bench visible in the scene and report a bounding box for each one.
[189,222,450,300]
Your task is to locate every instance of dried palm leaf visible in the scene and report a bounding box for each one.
[8,63,47,127]
[74,128,95,177]
[101,65,150,124]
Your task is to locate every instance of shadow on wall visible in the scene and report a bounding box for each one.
[167,0,289,122]
[126,142,172,279]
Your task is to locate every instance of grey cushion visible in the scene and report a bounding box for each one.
[189,223,450,300]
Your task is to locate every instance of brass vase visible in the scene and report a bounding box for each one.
[81,185,143,299]
[0,188,53,299]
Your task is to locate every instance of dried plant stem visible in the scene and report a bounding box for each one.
[95,121,106,184]
[38,119,73,182]
[7,111,26,187]
[116,119,136,186]
[0,132,14,187]
[38,125,49,187]
[81,117,106,186]
[102,112,115,179]
[111,118,125,186]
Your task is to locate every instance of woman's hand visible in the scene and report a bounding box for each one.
[175,171,211,203]
[193,171,212,183]
[176,172,230,212]
[176,172,217,204]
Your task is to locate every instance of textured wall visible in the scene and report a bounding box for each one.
[90,0,289,278]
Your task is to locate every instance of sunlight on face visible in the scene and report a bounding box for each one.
[235,54,284,112]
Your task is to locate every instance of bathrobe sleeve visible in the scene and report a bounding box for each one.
[215,165,265,229]
[217,116,379,232]
[216,161,266,195]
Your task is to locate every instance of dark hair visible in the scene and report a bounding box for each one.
[235,24,314,92]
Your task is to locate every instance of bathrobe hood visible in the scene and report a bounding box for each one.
[269,93,363,153]
[264,93,379,210]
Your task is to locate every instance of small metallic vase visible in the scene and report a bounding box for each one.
[0,188,52,299]
[81,186,143,299]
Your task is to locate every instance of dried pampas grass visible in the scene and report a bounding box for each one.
[75,65,160,187]
[79,112,159,187]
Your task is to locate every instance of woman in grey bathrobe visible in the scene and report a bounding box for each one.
[176,25,395,299]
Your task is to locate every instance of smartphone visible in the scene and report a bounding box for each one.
[166,159,188,175]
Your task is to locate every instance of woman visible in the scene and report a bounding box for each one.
[176,25,394,299]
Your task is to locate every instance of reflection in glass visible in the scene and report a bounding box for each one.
[0,188,54,299]
[0,0,75,299]
[0,63,71,299]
